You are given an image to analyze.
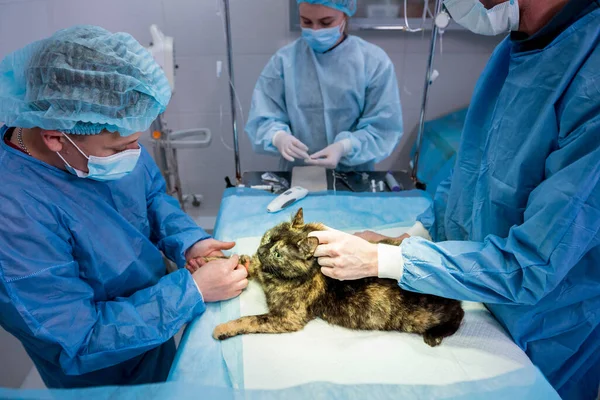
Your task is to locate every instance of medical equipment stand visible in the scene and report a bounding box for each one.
[222,0,242,184]
[411,0,445,191]
[150,117,213,210]
[147,25,213,210]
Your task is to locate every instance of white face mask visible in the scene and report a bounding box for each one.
[444,0,520,36]
[56,133,141,182]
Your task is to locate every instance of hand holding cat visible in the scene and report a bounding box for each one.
[309,227,378,281]
[192,255,249,302]
[186,238,236,262]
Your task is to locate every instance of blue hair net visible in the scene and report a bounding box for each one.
[297,0,357,16]
[0,25,171,136]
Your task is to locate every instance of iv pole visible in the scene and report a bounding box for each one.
[222,0,242,184]
[411,0,445,189]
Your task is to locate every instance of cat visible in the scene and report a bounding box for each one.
[198,208,464,347]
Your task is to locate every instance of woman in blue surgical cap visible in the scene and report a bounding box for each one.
[0,25,248,388]
[245,0,403,171]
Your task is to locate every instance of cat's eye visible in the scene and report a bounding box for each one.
[273,251,281,258]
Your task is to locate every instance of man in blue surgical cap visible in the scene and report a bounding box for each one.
[309,1,600,399]
[0,26,248,388]
[245,0,403,171]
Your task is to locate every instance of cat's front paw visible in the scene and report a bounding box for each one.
[213,323,237,340]
[239,255,251,270]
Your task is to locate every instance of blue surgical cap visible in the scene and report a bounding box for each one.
[0,25,171,136]
[297,0,357,17]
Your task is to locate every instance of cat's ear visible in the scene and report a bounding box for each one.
[291,208,304,228]
[298,236,319,258]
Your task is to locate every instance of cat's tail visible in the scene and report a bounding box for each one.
[423,306,465,347]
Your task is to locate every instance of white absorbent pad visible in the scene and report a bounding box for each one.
[226,228,533,390]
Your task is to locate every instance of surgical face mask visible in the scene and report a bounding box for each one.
[444,0,519,36]
[56,134,141,182]
[301,20,346,53]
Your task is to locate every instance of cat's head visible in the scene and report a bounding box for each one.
[255,208,322,280]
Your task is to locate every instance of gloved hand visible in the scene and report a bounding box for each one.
[305,139,352,169]
[272,131,310,162]
[308,227,379,281]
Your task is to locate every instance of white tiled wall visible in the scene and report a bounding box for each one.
[0,0,502,389]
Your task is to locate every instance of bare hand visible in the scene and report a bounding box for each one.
[355,231,410,245]
[354,230,392,243]
[192,255,248,302]
[186,238,236,261]
[308,227,378,281]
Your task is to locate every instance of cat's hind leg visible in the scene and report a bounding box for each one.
[422,308,464,347]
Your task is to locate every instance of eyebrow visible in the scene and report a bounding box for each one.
[300,16,336,22]
[113,137,139,148]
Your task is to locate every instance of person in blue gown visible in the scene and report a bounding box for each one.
[309,1,600,399]
[245,0,403,171]
[0,25,248,388]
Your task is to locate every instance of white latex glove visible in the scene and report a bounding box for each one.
[308,226,378,281]
[305,139,352,169]
[272,131,310,162]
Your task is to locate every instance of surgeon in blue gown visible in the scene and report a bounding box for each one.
[245,0,403,171]
[309,1,600,399]
[0,26,248,388]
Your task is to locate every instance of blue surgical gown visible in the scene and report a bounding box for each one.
[0,126,210,388]
[245,35,403,171]
[403,5,600,400]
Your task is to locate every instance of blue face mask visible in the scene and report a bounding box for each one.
[444,0,519,36]
[301,21,346,53]
[56,133,141,182]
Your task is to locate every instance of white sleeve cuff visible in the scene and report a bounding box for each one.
[338,138,352,155]
[191,276,205,302]
[406,221,432,241]
[377,244,404,281]
[272,130,287,146]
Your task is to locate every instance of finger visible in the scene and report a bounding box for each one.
[196,258,210,268]
[307,230,338,244]
[185,263,196,274]
[290,148,310,160]
[316,256,336,268]
[237,279,249,290]
[207,250,225,257]
[313,244,338,258]
[291,138,309,152]
[188,259,201,271]
[216,241,235,250]
[309,148,327,159]
[320,267,337,279]
[226,254,240,269]
[233,264,249,279]
[289,146,310,160]
[281,150,295,162]
[304,158,329,166]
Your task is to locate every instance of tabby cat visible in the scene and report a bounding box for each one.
[201,209,464,347]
